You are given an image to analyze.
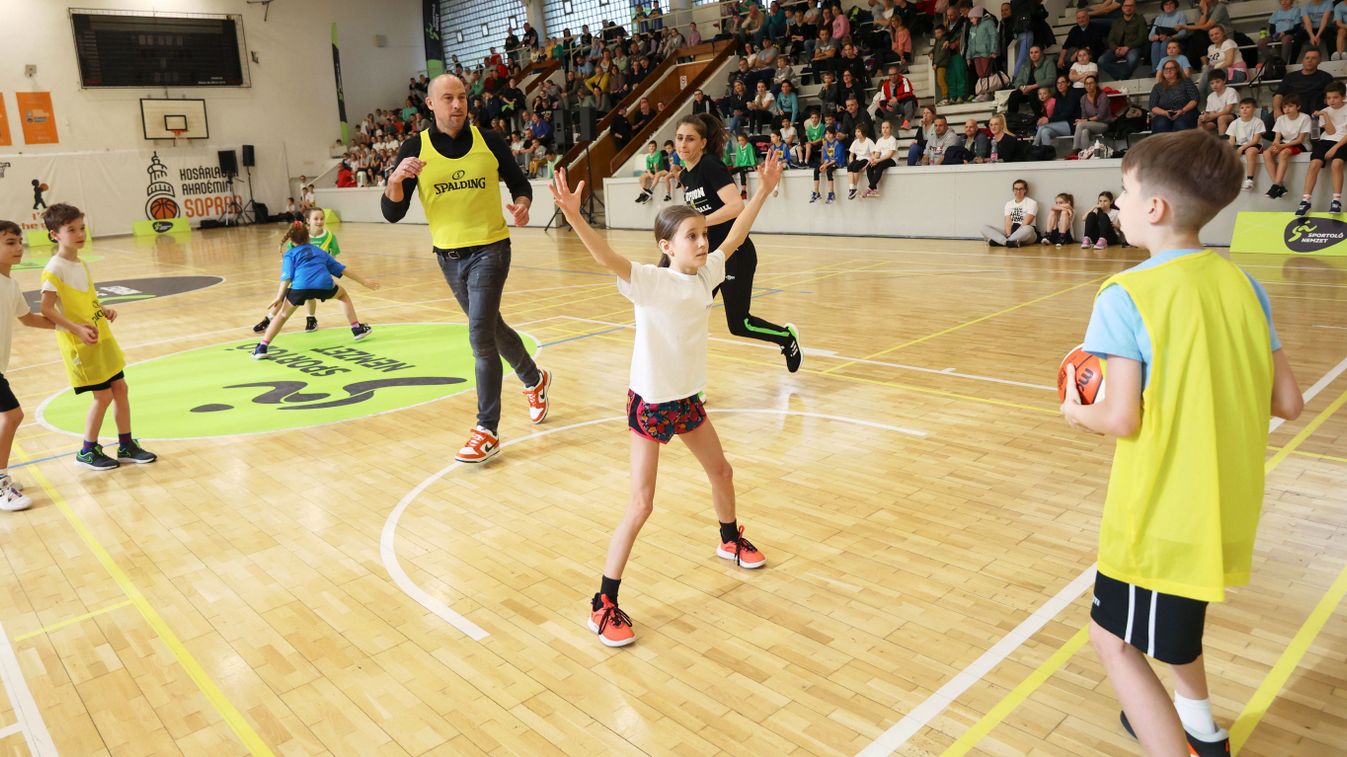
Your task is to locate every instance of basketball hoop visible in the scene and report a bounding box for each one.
[170,129,186,141]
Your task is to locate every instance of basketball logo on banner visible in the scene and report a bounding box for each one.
[145,152,181,220]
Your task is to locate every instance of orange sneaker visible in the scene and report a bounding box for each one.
[523,368,552,424]
[588,594,635,647]
[455,425,500,464]
[717,525,766,569]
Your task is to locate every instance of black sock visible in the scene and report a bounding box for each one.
[719,520,739,544]
[595,575,621,610]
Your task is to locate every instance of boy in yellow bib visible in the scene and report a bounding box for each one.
[1061,132,1305,756]
[40,204,156,471]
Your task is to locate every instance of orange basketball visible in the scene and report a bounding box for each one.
[148,197,179,219]
[1058,345,1105,405]
[38,183,48,192]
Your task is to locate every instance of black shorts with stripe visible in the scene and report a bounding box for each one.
[1090,571,1208,665]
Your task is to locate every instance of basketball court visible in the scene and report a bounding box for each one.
[0,223,1339,755]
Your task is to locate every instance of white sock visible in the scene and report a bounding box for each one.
[1174,693,1217,737]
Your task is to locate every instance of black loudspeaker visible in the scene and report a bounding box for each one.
[242,144,255,167]
[218,149,238,177]
[252,202,268,220]
[578,108,597,142]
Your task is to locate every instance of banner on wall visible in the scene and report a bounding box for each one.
[16,92,58,145]
[0,143,288,238]
[332,24,350,146]
[0,96,11,147]
[1231,211,1347,256]
[423,0,445,78]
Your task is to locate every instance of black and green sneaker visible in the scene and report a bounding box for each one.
[116,440,158,465]
[74,444,119,471]
[782,323,802,373]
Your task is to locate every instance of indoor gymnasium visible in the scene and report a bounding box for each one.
[0,0,1343,755]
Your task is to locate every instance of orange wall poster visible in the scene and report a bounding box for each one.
[16,92,58,145]
[0,96,11,147]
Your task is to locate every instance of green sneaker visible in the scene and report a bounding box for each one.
[116,440,158,465]
[75,445,119,471]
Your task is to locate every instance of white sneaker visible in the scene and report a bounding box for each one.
[0,480,32,511]
[1242,178,1254,191]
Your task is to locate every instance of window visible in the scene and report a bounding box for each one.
[542,0,621,43]
[438,0,527,69]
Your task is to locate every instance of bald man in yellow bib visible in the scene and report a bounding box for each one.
[383,74,552,464]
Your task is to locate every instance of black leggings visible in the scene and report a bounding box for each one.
[847,159,869,173]
[1084,209,1119,244]
[867,158,896,189]
[714,241,794,347]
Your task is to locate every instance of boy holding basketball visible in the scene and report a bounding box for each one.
[41,204,158,471]
[1061,130,1304,756]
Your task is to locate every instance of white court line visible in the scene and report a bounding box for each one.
[0,620,55,756]
[1313,324,1347,331]
[856,353,1347,756]
[382,410,927,641]
[557,316,1057,391]
[0,722,21,739]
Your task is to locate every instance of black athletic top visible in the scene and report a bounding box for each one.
[679,154,752,253]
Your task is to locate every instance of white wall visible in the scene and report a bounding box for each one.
[0,0,423,179]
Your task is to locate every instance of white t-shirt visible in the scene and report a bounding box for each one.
[849,137,875,160]
[617,250,727,403]
[1004,197,1039,226]
[1071,62,1099,88]
[780,125,798,144]
[1274,112,1312,142]
[0,276,30,374]
[1319,103,1347,140]
[1226,116,1264,145]
[1207,38,1244,70]
[872,134,899,159]
[1204,87,1239,114]
[40,256,90,296]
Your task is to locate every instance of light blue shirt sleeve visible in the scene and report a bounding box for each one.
[1244,271,1283,351]
[279,250,295,282]
[1083,284,1146,363]
[1335,3,1347,25]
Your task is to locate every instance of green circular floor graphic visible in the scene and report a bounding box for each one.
[39,324,537,439]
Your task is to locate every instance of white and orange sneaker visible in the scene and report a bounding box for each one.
[455,425,500,464]
[716,525,766,568]
[523,367,552,424]
[588,594,635,647]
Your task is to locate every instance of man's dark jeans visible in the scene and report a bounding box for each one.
[435,240,540,434]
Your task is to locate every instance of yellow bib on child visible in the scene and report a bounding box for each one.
[41,260,125,388]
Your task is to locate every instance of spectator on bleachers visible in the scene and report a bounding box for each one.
[633,97,657,131]
[725,79,752,133]
[803,110,827,164]
[832,3,852,43]
[785,10,814,59]
[999,3,1017,59]
[1226,97,1265,190]
[773,56,796,92]
[943,6,972,101]
[1006,45,1058,114]
[529,111,553,146]
[1009,0,1037,77]
[841,97,876,140]
[1148,0,1191,72]
[1259,0,1301,63]
[981,178,1039,246]
[1179,0,1233,64]
[765,1,789,43]
[820,70,844,116]
[742,4,766,46]
[873,65,919,128]
[687,21,703,47]
[967,8,1000,82]
[945,118,993,163]
[1199,69,1239,133]
[748,82,777,132]
[775,80,801,124]
[907,105,939,164]
[1332,0,1347,61]
[1073,75,1116,152]
[884,16,916,70]
[1274,50,1333,116]
[812,127,845,203]
[1083,0,1122,22]
[840,69,868,110]
[814,27,841,78]
[839,43,869,85]
[1033,76,1080,147]
[1149,59,1201,131]
[865,120,901,196]
[1060,9,1109,70]
[896,0,930,37]
[1264,93,1312,198]
[922,115,961,164]
[780,116,803,164]
[1198,24,1248,95]
[986,113,1023,161]
[1100,0,1148,81]
[1154,39,1194,78]
[846,126,876,198]
[931,25,953,103]
[1068,47,1099,104]
[1293,0,1335,61]
[692,88,721,118]
[1294,80,1347,214]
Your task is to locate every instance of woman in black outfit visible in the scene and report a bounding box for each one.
[674,112,802,372]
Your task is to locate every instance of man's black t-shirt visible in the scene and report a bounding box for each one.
[1277,68,1334,114]
[679,155,753,254]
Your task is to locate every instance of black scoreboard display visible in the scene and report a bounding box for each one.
[71,11,247,88]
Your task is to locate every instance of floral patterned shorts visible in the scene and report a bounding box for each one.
[626,390,707,444]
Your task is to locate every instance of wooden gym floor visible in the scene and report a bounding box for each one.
[0,221,1342,756]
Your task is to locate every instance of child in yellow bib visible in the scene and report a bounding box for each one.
[40,204,156,471]
[1061,132,1304,756]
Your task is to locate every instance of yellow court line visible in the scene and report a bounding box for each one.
[17,446,276,756]
[1287,448,1347,465]
[937,385,1347,754]
[939,627,1090,757]
[13,599,134,642]
[822,276,1109,374]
